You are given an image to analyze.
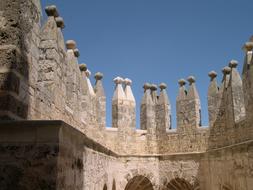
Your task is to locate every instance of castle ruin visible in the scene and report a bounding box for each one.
[0,1,252,189]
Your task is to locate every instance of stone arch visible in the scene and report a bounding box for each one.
[165,177,200,190]
[124,175,154,190]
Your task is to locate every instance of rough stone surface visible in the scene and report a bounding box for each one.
[0,1,253,190]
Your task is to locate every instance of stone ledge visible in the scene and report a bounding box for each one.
[0,120,118,157]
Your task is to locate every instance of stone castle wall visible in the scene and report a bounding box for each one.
[0,0,253,189]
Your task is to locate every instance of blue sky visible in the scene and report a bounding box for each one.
[42,0,253,128]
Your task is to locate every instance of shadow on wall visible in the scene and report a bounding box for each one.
[0,0,42,120]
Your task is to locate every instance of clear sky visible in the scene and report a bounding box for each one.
[42,0,253,128]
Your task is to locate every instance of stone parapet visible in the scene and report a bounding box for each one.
[0,1,253,157]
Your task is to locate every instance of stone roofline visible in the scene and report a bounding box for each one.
[0,3,253,155]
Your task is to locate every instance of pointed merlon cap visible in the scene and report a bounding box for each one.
[124,78,135,103]
[208,71,217,80]
[159,83,167,90]
[66,40,76,50]
[158,83,170,105]
[45,5,59,17]
[242,42,253,52]
[112,76,125,101]
[55,17,65,29]
[177,79,187,100]
[95,72,103,80]
[187,76,199,99]
[141,82,153,105]
[85,69,91,78]
[74,49,80,57]
[143,83,151,92]
[178,79,186,86]
[222,66,231,75]
[221,66,231,89]
[79,63,87,72]
[94,72,105,97]
[187,76,196,85]
[114,76,124,84]
[229,60,238,68]
[150,84,158,91]
[124,78,132,86]
[208,71,219,95]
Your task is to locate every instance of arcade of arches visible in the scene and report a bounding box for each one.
[123,176,199,190]
[124,176,154,190]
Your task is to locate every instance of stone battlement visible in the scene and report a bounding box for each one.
[1,1,253,189]
[0,3,253,156]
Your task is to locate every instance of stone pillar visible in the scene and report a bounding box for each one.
[0,0,41,119]
[176,79,187,130]
[112,76,136,153]
[156,83,172,133]
[187,76,202,128]
[226,60,245,124]
[112,77,126,128]
[36,6,64,119]
[65,40,78,113]
[242,41,253,122]
[123,78,136,130]
[140,83,155,130]
[94,72,106,128]
[79,64,89,124]
[208,71,220,127]
[214,67,231,129]
[79,64,97,126]
[176,76,201,131]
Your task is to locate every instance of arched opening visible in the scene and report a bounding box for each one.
[165,177,200,190]
[103,184,107,190]
[125,175,154,190]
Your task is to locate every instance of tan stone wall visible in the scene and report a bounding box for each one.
[1,1,253,190]
[201,140,253,190]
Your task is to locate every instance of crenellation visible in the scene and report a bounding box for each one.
[140,83,155,131]
[242,41,253,124]
[156,83,171,133]
[208,70,220,127]
[227,60,245,124]
[187,76,202,128]
[95,73,106,128]
[1,1,253,189]
[112,76,125,128]
[176,77,202,132]
[124,78,136,104]
[1,1,250,153]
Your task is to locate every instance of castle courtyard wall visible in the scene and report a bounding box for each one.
[1,0,253,189]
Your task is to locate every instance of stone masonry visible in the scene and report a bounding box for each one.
[0,1,253,190]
